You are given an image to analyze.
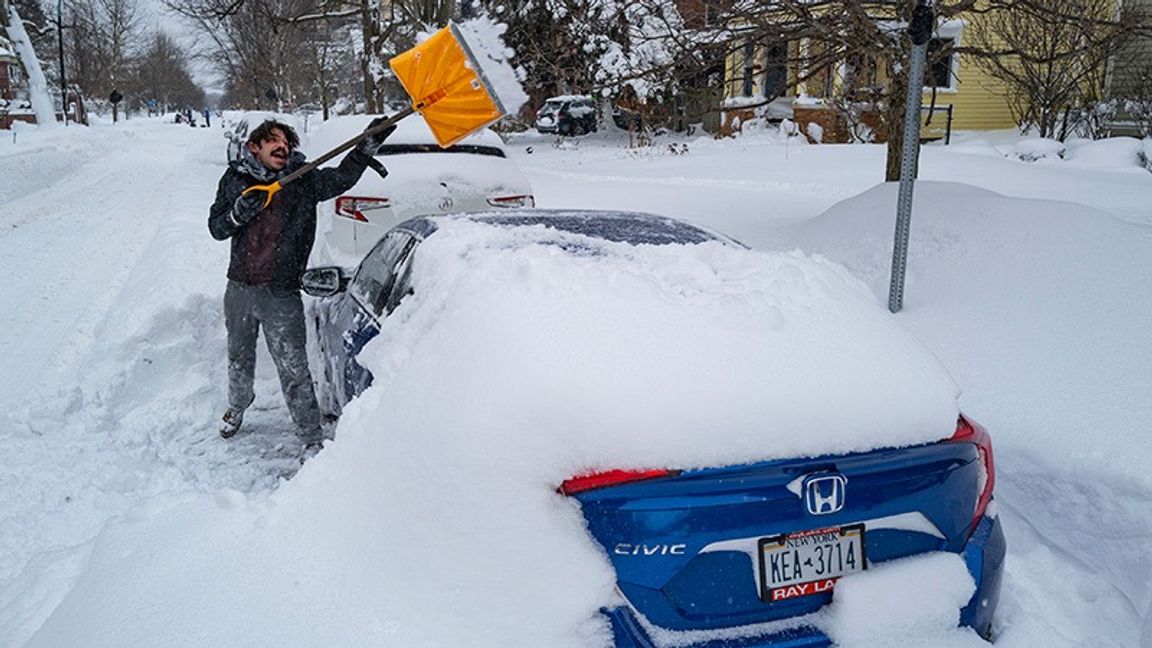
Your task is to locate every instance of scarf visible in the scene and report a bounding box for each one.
[235,148,306,182]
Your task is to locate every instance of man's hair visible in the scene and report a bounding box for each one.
[247,119,300,149]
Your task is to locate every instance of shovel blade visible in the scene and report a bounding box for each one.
[390,23,507,148]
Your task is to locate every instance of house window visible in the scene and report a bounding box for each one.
[742,40,756,97]
[926,38,957,90]
[762,42,788,99]
[844,53,879,100]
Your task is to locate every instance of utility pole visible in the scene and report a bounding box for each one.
[55,0,67,125]
[887,0,934,313]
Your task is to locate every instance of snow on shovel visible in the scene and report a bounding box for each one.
[243,22,509,207]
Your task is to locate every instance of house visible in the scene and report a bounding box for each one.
[718,7,1018,142]
[0,33,37,129]
[1105,0,1152,136]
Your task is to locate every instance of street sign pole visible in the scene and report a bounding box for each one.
[888,0,935,313]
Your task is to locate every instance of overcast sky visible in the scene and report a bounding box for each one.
[139,0,223,94]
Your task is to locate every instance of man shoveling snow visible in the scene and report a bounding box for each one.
[208,117,395,449]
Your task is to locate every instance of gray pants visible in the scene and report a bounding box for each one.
[225,280,322,443]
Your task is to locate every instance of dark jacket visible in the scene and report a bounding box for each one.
[209,149,373,289]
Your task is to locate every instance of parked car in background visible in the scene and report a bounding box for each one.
[304,115,534,259]
[536,95,598,135]
[222,111,303,163]
[300,210,1005,647]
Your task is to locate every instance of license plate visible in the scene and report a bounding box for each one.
[758,524,866,602]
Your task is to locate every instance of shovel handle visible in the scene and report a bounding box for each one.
[274,106,417,191]
[242,181,282,208]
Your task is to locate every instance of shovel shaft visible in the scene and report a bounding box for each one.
[277,106,417,190]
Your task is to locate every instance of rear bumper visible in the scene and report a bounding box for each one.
[607,513,1005,648]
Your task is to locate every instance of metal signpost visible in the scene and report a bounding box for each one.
[888,0,935,313]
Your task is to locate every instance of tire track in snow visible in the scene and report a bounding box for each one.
[0,125,203,409]
[0,125,310,642]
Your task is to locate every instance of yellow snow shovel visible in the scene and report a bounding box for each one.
[243,22,508,207]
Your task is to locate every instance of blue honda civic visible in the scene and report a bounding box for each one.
[301,210,1005,647]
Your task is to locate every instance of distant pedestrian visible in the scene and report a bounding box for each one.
[203,109,211,128]
[207,117,395,449]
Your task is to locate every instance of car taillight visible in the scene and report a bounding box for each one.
[335,196,391,222]
[487,195,535,208]
[559,468,679,496]
[948,416,995,536]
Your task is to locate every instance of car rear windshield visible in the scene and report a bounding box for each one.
[475,214,723,246]
[370,143,507,158]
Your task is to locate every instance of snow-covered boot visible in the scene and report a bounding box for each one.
[219,408,245,439]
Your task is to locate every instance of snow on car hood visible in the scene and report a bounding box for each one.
[20,216,960,648]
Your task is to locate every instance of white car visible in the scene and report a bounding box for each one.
[222,111,304,163]
[304,115,534,259]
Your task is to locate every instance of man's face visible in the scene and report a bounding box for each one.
[246,128,291,171]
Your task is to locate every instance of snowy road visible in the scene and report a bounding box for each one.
[0,127,194,407]
[0,123,307,605]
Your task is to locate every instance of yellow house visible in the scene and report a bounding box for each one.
[720,11,1018,140]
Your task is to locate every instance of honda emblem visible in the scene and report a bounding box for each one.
[802,473,847,516]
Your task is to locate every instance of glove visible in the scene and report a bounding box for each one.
[356,115,397,155]
[231,190,266,225]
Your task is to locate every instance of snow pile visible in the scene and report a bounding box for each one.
[822,553,982,648]
[1004,138,1064,163]
[994,137,1150,170]
[784,181,1152,646]
[17,217,960,647]
[1064,136,1146,168]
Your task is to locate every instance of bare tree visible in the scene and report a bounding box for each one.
[132,30,205,110]
[965,0,1151,140]
[64,0,142,118]
[166,0,455,113]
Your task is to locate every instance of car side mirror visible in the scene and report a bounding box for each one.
[301,267,347,297]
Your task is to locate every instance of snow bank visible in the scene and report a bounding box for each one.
[992,137,1151,170]
[1004,138,1064,163]
[1064,137,1146,168]
[785,181,1152,646]
[20,217,960,647]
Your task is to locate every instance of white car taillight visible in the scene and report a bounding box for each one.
[487,195,535,208]
[335,196,391,222]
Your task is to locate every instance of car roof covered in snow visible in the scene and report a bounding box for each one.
[395,209,738,247]
[304,114,505,157]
